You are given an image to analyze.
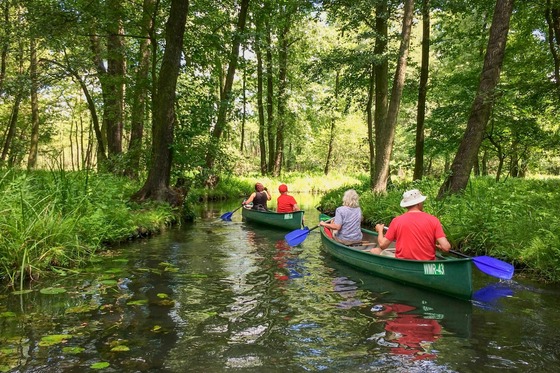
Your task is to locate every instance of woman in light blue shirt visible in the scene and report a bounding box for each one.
[319,189,363,245]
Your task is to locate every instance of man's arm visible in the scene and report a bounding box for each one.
[375,224,391,250]
[436,237,451,252]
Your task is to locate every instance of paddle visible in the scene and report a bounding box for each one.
[220,205,243,221]
[450,250,514,280]
[377,223,514,280]
[285,225,320,246]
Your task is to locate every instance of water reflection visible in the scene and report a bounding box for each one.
[323,256,473,341]
[2,203,560,372]
[368,303,441,360]
[472,281,515,311]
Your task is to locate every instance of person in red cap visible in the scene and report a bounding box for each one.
[276,184,300,213]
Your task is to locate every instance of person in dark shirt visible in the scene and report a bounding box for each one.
[243,182,271,211]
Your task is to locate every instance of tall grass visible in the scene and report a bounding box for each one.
[0,169,176,288]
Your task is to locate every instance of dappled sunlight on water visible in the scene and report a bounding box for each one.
[1,201,560,372]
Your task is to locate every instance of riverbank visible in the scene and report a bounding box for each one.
[0,169,177,287]
[2,170,558,286]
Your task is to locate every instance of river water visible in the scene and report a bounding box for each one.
[1,198,559,372]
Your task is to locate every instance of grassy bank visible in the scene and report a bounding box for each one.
[317,176,560,282]
[3,169,557,286]
[0,169,176,288]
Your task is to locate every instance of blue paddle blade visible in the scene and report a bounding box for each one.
[472,256,515,280]
[220,212,233,221]
[285,228,311,246]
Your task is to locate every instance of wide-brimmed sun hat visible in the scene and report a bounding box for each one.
[278,184,288,193]
[400,189,427,207]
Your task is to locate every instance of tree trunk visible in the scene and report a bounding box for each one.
[373,0,389,189]
[255,19,267,175]
[89,34,109,170]
[373,0,414,193]
[43,58,107,165]
[545,0,560,87]
[438,0,514,198]
[1,38,23,165]
[1,93,22,164]
[241,48,246,153]
[132,0,189,205]
[273,20,290,177]
[205,0,250,172]
[366,66,375,183]
[126,0,156,179]
[27,37,40,170]
[413,0,430,181]
[266,18,275,174]
[105,0,126,173]
[325,70,340,175]
[0,0,9,93]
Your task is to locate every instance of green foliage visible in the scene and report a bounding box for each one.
[0,170,176,287]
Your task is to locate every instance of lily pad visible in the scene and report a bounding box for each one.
[90,361,110,369]
[1,347,17,355]
[62,346,85,354]
[156,293,169,299]
[11,290,33,295]
[38,334,73,347]
[40,287,67,295]
[127,299,148,306]
[110,345,130,352]
[99,279,118,286]
[0,311,16,318]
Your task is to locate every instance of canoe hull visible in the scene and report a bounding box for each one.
[320,227,473,300]
[242,207,304,230]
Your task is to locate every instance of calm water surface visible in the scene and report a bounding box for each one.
[1,197,559,372]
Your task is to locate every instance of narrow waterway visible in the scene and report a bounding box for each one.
[1,198,559,372]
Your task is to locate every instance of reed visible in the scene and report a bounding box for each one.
[0,169,176,287]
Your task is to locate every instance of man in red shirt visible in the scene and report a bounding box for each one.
[372,189,451,260]
[276,184,300,213]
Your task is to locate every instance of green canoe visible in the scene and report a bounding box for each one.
[241,207,304,231]
[319,226,473,300]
